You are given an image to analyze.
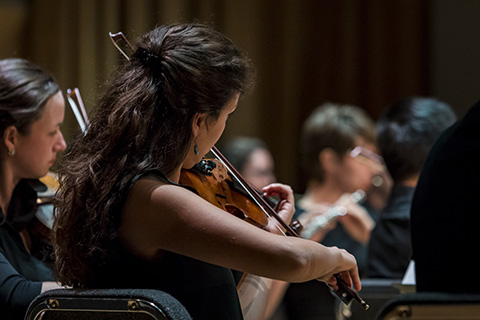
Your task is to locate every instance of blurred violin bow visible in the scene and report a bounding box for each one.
[67,88,89,134]
[109,31,135,60]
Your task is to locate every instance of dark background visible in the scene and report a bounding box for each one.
[1,0,479,192]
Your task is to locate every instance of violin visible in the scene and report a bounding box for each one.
[181,146,369,310]
[180,147,302,236]
[180,158,269,229]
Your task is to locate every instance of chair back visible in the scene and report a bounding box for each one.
[25,288,192,320]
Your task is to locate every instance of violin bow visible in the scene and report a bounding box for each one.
[67,32,133,132]
[107,31,369,310]
[109,32,135,61]
[67,88,89,133]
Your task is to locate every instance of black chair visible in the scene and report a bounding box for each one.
[25,288,192,320]
[376,292,480,320]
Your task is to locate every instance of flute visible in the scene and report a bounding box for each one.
[301,190,366,239]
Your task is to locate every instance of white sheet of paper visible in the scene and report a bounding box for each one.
[401,260,416,285]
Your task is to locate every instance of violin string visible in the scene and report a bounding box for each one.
[209,148,287,236]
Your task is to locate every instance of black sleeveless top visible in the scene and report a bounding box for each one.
[97,169,244,319]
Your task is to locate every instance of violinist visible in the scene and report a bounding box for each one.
[280,103,384,320]
[0,58,66,320]
[53,23,361,320]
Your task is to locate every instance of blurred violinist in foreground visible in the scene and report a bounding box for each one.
[276,103,387,320]
[0,58,66,320]
[53,23,361,320]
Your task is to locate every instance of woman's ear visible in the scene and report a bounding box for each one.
[3,126,17,152]
[192,112,209,138]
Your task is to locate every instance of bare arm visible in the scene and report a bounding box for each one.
[118,179,360,289]
[0,252,60,315]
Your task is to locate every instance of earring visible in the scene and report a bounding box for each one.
[194,143,199,155]
[7,148,15,156]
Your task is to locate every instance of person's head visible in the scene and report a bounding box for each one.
[0,58,66,180]
[377,97,456,183]
[54,23,254,287]
[300,103,379,193]
[90,23,253,176]
[222,137,276,189]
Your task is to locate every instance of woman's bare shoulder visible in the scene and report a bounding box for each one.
[118,178,205,258]
[122,176,201,219]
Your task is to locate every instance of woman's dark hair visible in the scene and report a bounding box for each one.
[54,23,254,287]
[0,58,59,139]
[300,103,376,183]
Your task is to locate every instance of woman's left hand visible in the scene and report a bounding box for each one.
[261,183,295,234]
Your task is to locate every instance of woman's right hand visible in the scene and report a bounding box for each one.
[316,247,361,291]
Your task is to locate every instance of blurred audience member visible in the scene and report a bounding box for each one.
[367,97,456,279]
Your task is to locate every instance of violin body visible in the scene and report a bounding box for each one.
[180,159,268,228]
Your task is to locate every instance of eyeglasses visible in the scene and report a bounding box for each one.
[348,146,385,170]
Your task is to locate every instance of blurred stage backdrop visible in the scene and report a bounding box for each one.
[1,0,480,191]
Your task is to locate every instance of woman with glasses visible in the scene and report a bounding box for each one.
[0,58,66,319]
[277,103,385,320]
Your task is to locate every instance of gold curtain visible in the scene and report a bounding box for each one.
[2,0,429,190]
